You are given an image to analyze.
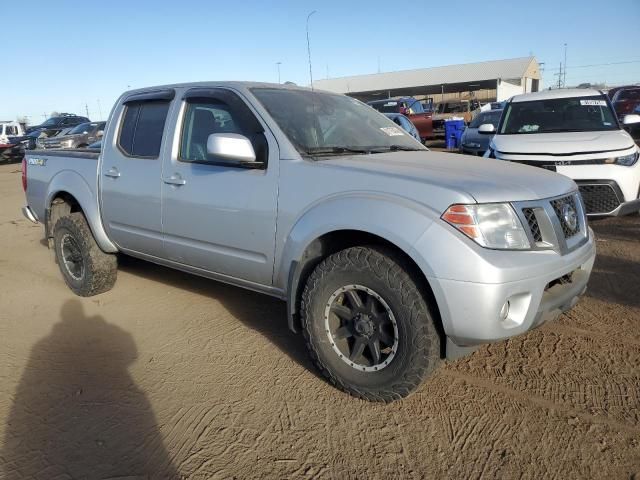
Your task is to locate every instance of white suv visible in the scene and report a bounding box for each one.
[483,89,640,216]
[0,121,24,146]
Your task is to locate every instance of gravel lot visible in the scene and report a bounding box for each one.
[0,162,638,479]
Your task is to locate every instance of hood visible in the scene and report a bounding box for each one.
[318,151,576,203]
[492,129,634,155]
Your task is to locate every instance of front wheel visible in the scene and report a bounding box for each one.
[53,212,117,296]
[301,246,440,402]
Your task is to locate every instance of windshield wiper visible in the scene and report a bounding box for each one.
[370,145,425,153]
[303,146,372,156]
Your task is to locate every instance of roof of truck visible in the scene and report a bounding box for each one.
[122,81,318,96]
[510,88,605,103]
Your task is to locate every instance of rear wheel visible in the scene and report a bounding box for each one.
[53,213,117,296]
[301,246,440,402]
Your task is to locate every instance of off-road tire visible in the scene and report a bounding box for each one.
[301,246,440,402]
[53,212,117,296]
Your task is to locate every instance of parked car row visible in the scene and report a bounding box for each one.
[363,87,640,217]
[41,121,105,149]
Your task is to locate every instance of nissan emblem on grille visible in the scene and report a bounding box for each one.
[551,195,581,239]
[561,203,578,232]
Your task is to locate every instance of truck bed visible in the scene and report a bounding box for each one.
[25,149,100,225]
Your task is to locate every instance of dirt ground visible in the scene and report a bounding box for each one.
[0,162,638,479]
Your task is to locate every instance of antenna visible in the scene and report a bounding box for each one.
[306,10,317,89]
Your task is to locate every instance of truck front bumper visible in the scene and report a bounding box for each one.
[427,229,596,355]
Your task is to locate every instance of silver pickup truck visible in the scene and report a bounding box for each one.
[22,82,596,402]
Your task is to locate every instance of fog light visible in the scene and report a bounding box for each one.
[499,301,510,321]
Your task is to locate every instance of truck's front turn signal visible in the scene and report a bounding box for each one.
[442,203,531,250]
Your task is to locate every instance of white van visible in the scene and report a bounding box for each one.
[483,89,640,216]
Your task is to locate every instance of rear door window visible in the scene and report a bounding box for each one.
[118,101,170,158]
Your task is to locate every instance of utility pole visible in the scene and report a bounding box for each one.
[85,103,90,118]
[276,62,282,84]
[563,43,567,88]
[377,55,381,74]
[306,10,317,90]
[556,62,563,89]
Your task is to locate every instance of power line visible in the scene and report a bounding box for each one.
[545,60,640,72]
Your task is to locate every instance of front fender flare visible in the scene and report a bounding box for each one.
[277,193,440,331]
[46,169,118,253]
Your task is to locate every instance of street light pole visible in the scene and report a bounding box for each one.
[306,10,317,90]
[276,62,282,84]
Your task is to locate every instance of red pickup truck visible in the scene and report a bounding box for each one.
[368,97,433,142]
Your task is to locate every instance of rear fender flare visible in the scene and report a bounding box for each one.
[46,169,118,253]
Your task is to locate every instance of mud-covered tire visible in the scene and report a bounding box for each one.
[301,246,440,402]
[53,212,117,296]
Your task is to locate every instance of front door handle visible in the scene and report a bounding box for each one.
[105,167,120,178]
[164,174,186,186]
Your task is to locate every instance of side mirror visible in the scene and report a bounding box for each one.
[206,133,257,164]
[622,114,640,125]
[96,130,104,138]
[478,123,496,134]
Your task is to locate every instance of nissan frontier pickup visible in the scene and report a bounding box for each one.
[22,82,596,402]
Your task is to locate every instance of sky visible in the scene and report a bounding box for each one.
[2,0,639,123]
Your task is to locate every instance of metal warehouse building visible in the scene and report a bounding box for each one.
[313,56,542,105]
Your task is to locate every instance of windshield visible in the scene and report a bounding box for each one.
[500,95,618,134]
[469,111,502,128]
[251,88,425,155]
[68,122,93,134]
[618,89,640,101]
[41,118,59,127]
[436,102,468,114]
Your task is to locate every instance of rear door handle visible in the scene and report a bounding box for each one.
[105,167,120,178]
[164,174,186,186]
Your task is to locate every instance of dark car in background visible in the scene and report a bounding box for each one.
[383,113,421,141]
[459,109,503,156]
[368,97,433,141]
[25,113,90,138]
[41,121,105,149]
[610,86,640,121]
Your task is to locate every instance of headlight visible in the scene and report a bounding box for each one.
[613,151,638,166]
[442,203,531,250]
[62,139,74,147]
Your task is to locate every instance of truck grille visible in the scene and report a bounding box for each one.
[522,208,542,243]
[578,184,621,214]
[516,192,587,254]
[550,195,580,239]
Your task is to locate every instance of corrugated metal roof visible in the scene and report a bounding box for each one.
[313,57,538,94]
